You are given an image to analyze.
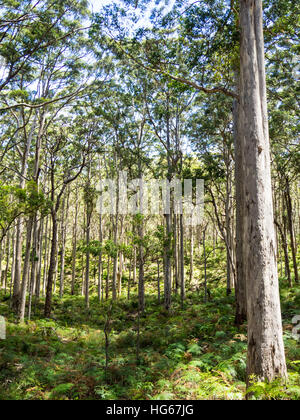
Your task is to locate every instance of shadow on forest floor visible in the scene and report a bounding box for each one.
[0,283,299,400]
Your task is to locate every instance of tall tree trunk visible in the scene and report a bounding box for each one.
[106,255,110,300]
[173,214,179,294]
[127,263,131,301]
[71,187,79,295]
[203,227,207,303]
[12,217,24,311]
[98,213,103,302]
[180,214,185,308]
[12,114,37,311]
[275,219,291,287]
[133,245,137,286]
[157,260,161,304]
[225,151,233,295]
[44,211,58,318]
[0,239,3,290]
[18,217,34,321]
[164,213,172,311]
[4,232,11,293]
[189,224,194,285]
[35,217,44,299]
[138,221,145,313]
[28,216,38,320]
[164,98,172,311]
[53,231,59,294]
[239,0,287,384]
[118,217,124,297]
[30,110,45,304]
[284,177,298,283]
[42,215,50,297]
[85,210,91,309]
[233,96,247,325]
[112,181,119,301]
[9,226,16,299]
[59,190,69,299]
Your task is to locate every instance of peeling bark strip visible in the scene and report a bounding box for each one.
[239,0,287,384]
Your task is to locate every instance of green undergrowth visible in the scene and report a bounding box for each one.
[0,284,299,400]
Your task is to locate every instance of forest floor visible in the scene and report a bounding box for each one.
[0,282,299,400]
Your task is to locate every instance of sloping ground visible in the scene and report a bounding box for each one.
[0,285,299,400]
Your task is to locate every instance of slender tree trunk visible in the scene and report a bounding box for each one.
[138,221,145,313]
[53,231,59,294]
[173,214,179,294]
[163,96,172,311]
[81,251,85,297]
[71,188,79,295]
[120,217,125,297]
[85,215,91,309]
[157,260,161,304]
[4,232,11,293]
[225,153,233,295]
[284,177,298,283]
[127,263,131,301]
[164,213,172,311]
[0,239,3,290]
[28,216,38,320]
[106,255,110,300]
[133,246,137,286]
[30,110,45,304]
[112,183,119,301]
[189,224,194,285]
[180,214,185,308]
[19,217,34,321]
[59,191,69,299]
[98,213,103,302]
[10,224,16,299]
[12,217,24,311]
[44,211,58,318]
[275,219,291,287]
[42,215,50,297]
[12,115,38,311]
[35,217,44,299]
[203,228,207,303]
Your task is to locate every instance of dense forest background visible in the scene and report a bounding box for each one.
[0,0,299,400]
